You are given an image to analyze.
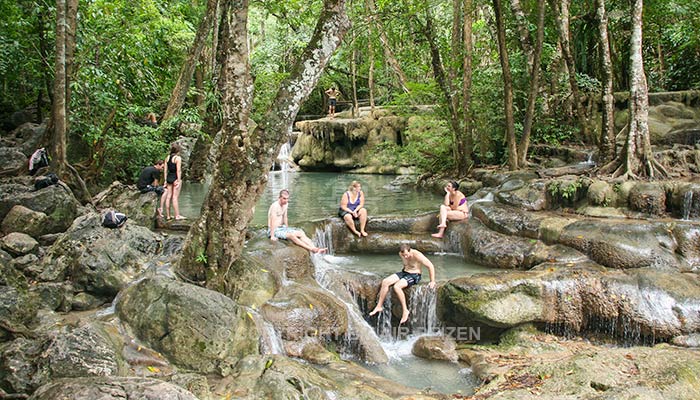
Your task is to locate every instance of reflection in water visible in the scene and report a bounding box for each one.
[178,172,442,226]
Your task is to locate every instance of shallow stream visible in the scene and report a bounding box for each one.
[180,171,484,395]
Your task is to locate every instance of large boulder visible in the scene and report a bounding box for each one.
[93,181,159,228]
[35,323,122,381]
[0,148,27,176]
[439,265,700,342]
[261,283,348,342]
[558,219,682,270]
[0,337,44,394]
[495,179,548,211]
[1,205,50,238]
[0,286,38,340]
[628,182,666,216]
[28,377,198,400]
[13,123,46,156]
[116,276,258,375]
[0,232,38,256]
[38,213,162,300]
[0,183,82,234]
[412,335,458,362]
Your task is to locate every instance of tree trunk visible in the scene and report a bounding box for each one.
[368,24,376,112]
[178,0,350,283]
[162,0,219,123]
[51,0,68,175]
[420,3,462,173]
[492,0,518,170]
[351,29,359,117]
[65,0,77,118]
[458,0,474,173]
[600,0,665,179]
[516,0,545,167]
[366,0,410,93]
[510,0,533,71]
[595,0,615,162]
[552,0,590,143]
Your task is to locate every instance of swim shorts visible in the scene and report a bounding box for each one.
[268,225,300,240]
[395,270,422,287]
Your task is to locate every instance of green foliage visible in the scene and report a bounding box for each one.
[101,124,168,184]
[370,114,454,173]
[548,179,582,200]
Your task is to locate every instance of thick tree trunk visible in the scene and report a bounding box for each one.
[162,0,219,123]
[65,0,77,118]
[510,0,533,71]
[493,0,518,170]
[366,0,410,93]
[516,0,545,168]
[552,0,590,143]
[595,0,615,162]
[600,0,666,179]
[458,0,474,173]
[52,0,67,175]
[178,0,350,282]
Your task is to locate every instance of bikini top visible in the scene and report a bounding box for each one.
[449,197,467,206]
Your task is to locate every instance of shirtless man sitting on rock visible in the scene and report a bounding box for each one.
[268,189,327,254]
[369,244,436,324]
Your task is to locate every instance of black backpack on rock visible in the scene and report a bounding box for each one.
[34,173,59,190]
[101,210,128,229]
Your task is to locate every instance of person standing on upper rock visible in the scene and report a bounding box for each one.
[268,189,327,254]
[159,144,186,220]
[136,160,165,196]
[369,244,436,324]
[325,87,340,118]
[431,180,469,238]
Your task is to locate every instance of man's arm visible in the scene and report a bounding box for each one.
[268,205,278,241]
[417,251,436,289]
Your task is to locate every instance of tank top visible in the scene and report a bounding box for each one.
[346,191,362,211]
[166,155,178,183]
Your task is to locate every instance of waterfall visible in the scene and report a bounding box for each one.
[312,225,388,362]
[246,308,285,355]
[682,190,693,220]
[408,285,440,335]
[277,142,292,173]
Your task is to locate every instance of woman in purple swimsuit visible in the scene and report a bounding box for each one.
[338,180,368,237]
[432,180,469,238]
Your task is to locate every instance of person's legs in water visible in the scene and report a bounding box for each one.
[343,213,361,237]
[369,274,401,316]
[358,208,368,236]
[287,230,327,253]
[393,279,411,324]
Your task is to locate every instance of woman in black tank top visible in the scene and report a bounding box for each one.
[159,143,186,220]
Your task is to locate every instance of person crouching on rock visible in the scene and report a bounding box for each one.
[268,189,327,254]
[432,180,469,238]
[136,160,165,196]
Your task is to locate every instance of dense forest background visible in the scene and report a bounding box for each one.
[2,0,699,185]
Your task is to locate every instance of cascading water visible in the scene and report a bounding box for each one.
[408,285,440,335]
[682,190,693,220]
[277,141,292,173]
[246,308,285,355]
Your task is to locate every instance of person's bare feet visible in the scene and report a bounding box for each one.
[354,231,361,238]
[157,208,163,217]
[368,307,383,317]
[361,231,368,237]
[431,233,444,238]
[312,247,328,254]
[400,309,410,324]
